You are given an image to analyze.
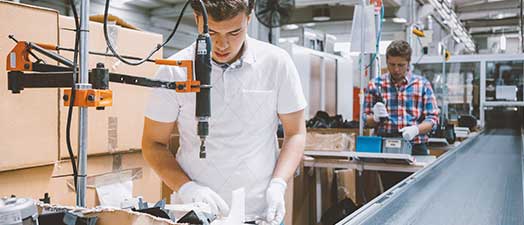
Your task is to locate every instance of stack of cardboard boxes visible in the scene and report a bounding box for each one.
[0,1,169,208]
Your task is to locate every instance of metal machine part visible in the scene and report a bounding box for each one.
[0,197,38,225]
[195,33,212,158]
[382,138,412,154]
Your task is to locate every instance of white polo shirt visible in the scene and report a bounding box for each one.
[144,36,307,218]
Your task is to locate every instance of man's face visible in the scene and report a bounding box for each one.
[195,13,250,64]
[386,56,410,82]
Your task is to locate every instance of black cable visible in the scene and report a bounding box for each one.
[103,0,190,65]
[67,0,80,192]
[197,0,209,34]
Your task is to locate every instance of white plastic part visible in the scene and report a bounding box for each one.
[350,5,377,53]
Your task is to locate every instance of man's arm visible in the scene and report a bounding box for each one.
[417,121,434,134]
[420,80,440,134]
[141,117,190,191]
[366,115,379,127]
[273,109,306,181]
[363,80,381,128]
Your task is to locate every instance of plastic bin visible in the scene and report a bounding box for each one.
[356,136,382,153]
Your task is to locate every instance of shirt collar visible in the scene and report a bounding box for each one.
[239,35,256,65]
[388,72,411,85]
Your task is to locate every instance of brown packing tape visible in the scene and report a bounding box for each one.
[108,117,118,153]
[62,168,143,191]
[49,152,163,207]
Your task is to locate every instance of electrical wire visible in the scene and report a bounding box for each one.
[365,4,385,71]
[103,0,190,65]
[197,0,209,34]
[66,0,80,192]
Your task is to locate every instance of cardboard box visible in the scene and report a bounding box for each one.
[0,151,165,208]
[0,164,54,200]
[51,151,164,207]
[292,164,316,225]
[38,205,182,225]
[305,132,355,151]
[58,16,163,158]
[0,1,60,171]
[292,166,362,225]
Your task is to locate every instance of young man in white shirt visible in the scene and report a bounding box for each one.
[141,1,307,224]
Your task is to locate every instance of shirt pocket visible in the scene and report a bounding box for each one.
[406,91,423,121]
[240,89,277,129]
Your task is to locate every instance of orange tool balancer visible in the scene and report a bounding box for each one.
[5,36,201,109]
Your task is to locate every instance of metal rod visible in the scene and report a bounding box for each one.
[320,57,326,111]
[519,0,524,52]
[28,43,75,68]
[441,44,448,120]
[315,168,322,223]
[76,0,91,207]
[358,1,367,137]
[58,46,156,63]
[480,60,486,128]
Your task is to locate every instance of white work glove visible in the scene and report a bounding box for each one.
[399,125,419,141]
[177,181,230,216]
[372,102,389,123]
[264,178,287,225]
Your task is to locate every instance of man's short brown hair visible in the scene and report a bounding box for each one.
[386,40,412,62]
[191,0,255,21]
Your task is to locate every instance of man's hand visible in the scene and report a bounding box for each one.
[177,181,230,216]
[265,178,287,225]
[399,125,419,141]
[372,102,389,122]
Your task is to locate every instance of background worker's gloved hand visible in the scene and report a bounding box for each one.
[399,125,419,141]
[177,181,230,216]
[372,102,389,122]
[265,178,287,225]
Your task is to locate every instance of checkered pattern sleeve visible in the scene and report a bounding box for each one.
[422,79,440,129]
[363,78,379,122]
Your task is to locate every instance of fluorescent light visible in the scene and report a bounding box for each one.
[313,16,330,22]
[500,35,506,50]
[283,24,299,30]
[303,23,316,27]
[392,17,407,23]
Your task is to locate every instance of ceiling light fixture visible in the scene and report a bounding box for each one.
[312,7,331,22]
[392,17,407,23]
[283,24,299,30]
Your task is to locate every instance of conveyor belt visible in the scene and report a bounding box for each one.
[338,129,524,225]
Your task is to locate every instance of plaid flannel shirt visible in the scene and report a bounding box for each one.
[363,72,439,144]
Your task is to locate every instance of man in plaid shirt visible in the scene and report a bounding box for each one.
[364,40,439,155]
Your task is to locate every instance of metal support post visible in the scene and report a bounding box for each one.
[358,0,368,137]
[76,0,91,207]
